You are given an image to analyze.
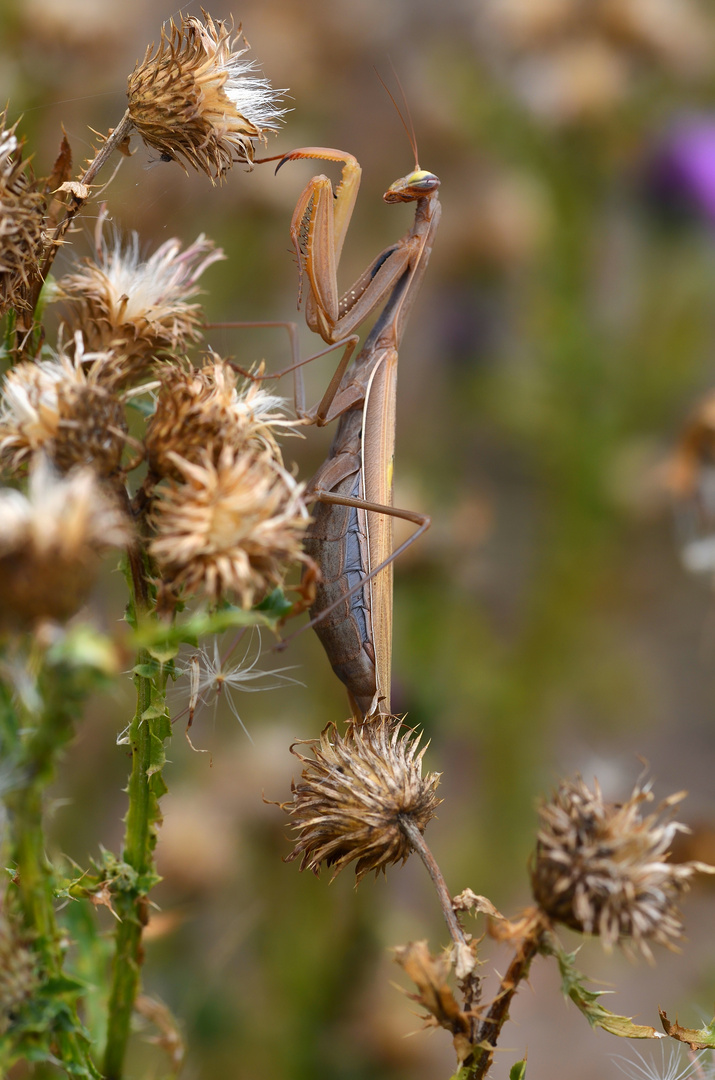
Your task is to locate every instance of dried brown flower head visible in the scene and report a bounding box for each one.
[127,12,286,181]
[281,717,441,882]
[56,234,223,386]
[0,333,128,476]
[0,908,39,1036]
[0,457,131,629]
[0,116,46,316]
[148,443,309,607]
[145,358,292,479]
[531,775,712,959]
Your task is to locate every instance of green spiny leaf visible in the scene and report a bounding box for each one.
[134,661,161,679]
[256,587,293,620]
[141,704,166,720]
[146,724,167,778]
[133,605,273,655]
[0,968,102,1078]
[547,938,661,1040]
[147,640,181,664]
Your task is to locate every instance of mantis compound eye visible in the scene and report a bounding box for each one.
[383,169,441,203]
[409,170,440,191]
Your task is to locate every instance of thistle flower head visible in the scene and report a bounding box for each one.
[209,363,291,445]
[0,332,127,476]
[148,443,309,608]
[281,717,441,883]
[0,114,46,315]
[0,457,131,629]
[145,358,292,479]
[531,775,711,959]
[56,233,223,385]
[127,12,286,181]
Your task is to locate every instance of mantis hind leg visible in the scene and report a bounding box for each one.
[302,488,431,639]
[278,488,431,721]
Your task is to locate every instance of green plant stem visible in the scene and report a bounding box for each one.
[4,657,100,1074]
[123,660,155,875]
[11,783,56,945]
[9,677,76,956]
[102,653,156,1080]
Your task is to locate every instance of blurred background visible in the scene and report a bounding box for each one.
[4,0,715,1076]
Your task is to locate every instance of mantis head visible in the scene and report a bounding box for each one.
[383,169,440,204]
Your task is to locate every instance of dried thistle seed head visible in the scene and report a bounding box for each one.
[203,362,295,451]
[0,457,131,629]
[531,775,711,959]
[281,717,442,883]
[127,12,286,181]
[148,443,309,607]
[0,333,127,476]
[56,233,223,386]
[0,116,46,316]
[0,908,39,1035]
[145,358,293,478]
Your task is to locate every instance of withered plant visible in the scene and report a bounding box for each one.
[1,9,714,1080]
[0,12,305,1078]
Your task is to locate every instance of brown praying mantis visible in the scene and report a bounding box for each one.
[273,142,441,721]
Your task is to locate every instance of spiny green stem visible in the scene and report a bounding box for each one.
[10,784,56,948]
[9,672,77,957]
[123,660,155,876]
[103,646,168,1080]
[103,655,152,1080]
[4,661,100,1074]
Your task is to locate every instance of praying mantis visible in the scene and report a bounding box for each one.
[276,142,441,721]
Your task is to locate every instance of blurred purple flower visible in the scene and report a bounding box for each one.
[647,116,715,224]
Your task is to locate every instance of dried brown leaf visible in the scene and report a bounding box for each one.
[87,881,120,921]
[659,1009,715,1050]
[57,180,90,200]
[453,940,479,981]
[135,994,185,1072]
[48,133,73,194]
[393,940,470,1034]
[453,889,504,918]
